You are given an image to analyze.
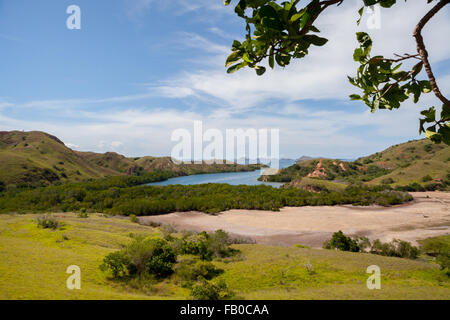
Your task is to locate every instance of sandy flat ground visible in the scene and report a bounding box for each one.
[139,192,450,248]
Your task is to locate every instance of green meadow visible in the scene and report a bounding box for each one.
[0,213,448,300]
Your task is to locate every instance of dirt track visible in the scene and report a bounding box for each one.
[139,192,450,248]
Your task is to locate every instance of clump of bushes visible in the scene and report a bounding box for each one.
[420,236,450,276]
[100,229,238,297]
[323,231,419,259]
[381,177,395,185]
[175,258,223,285]
[322,231,360,252]
[180,230,238,261]
[100,237,177,280]
[100,230,239,281]
[370,239,419,259]
[190,279,234,300]
[129,214,138,223]
[77,210,89,218]
[36,215,61,230]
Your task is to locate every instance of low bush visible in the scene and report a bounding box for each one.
[77,211,89,218]
[180,230,238,261]
[190,279,234,300]
[100,237,177,279]
[323,231,419,259]
[419,236,450,275]
[323,231,360,252]
[370,239,419,259]
[175,259,223,284]
[381,177,395,185]
[36,215,61,230]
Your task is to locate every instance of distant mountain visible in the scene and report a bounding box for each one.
[297,156,314,161]
[0,131,262,187]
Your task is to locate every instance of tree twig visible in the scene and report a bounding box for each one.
[413,0,450,107]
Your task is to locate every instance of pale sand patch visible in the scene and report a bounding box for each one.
[139,192,450,247]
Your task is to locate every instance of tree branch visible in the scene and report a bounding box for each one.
[413,0,450,107]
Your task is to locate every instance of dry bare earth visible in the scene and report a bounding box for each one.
[139,192,450,248]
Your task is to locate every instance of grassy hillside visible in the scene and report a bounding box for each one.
[0,213,448,300]
[356,139,450,186]
[266,139,450,190]
[0,131,262,187]
[0,131,116,186]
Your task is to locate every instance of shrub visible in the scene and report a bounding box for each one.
[100,237,177,280]
[423,144,433,152]
[145,240,177,278]
[36,215,61,230]
[190,279,234,300]
[100,251,130,278]
[323,232,419,259]
[370,239,419,259]
[77,211,89,218]
[129,214,138,223]
[424,183,444,191]
[422,175,433,182]
[381,177,395,185]
[175,259,223,283]
[436,251,450,275]
[180,230,238,260]
[420,236,450,275]
[325,231,360,252]
[294,244,311,249]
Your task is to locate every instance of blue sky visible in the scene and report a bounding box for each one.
[0,0,449,159]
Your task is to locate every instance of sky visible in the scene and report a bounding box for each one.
[0,0,449,159]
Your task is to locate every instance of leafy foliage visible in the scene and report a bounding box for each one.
[323,230,360,252]
[323,230,420,259]
[100,237,177,279]
[190,279,234,300]
[419,235,450,276]
[36,214,62,230]
[224,0,449,145]
[175,259,223,284]
[0,173,412,215]
[180,230,238,261]
[370,239,420,259]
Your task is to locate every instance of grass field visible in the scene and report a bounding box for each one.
[0,213,448,300]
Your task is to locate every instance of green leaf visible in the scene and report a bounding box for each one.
[303,35,328,47]
[255,66,266,76]
[227,61,248,74]
[225,51,241,67]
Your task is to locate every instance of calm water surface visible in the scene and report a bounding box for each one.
[146,160,295,188]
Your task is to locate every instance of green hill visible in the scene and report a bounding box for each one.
[266,139,450,190]
[356,139,450,186]
[0,131,115,186]
[0,131,262,187]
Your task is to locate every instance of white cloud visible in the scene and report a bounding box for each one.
[2,1,447,159]
[155,0,450,112]
[126,0,228,18]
